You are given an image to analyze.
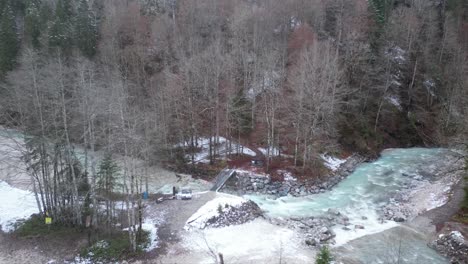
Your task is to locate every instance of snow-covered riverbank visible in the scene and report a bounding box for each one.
[0,181,38,232]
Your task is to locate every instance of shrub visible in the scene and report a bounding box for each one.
[15,214,80,237]
[81,230,150,262]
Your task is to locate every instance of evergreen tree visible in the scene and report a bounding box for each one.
[316,246,332,264]
[0,3,20,78]
[24,0,43,48]
[229,90,253,136]
[367,0,394,51]
[368,0,394,26]
[75,0,98,58]
[48,0,73,54]
[97,153,120,194]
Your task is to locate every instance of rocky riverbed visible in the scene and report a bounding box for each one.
[379,151,465,223]
[268,208,360,247]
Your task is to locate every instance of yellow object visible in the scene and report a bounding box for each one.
[45,217,52,225]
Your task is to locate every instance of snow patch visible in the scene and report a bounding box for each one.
[0,181,38,232]
[450,231,465,243]
[176,137,256,164]
[64,256,94,264]
[386,95,403,111]
[321,154,347,171]
[386,46,406,64]
[247,71,280,100]
[259,146,280,157]
[423,79,436,97]
[290,16,302,29]
[278,170,297,181]
[142,218,159,251]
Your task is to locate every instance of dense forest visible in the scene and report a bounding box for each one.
[0,0,467,251]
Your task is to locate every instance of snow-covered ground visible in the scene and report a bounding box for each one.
[161,218,315,264]
[386,95,403,111]
[0,181,38,232]
[185,193,247,230]
[320,154,347,171]
[157,192,316,263]
[142,218,160,251]
[259,146,280,157]
[176,137,256,164]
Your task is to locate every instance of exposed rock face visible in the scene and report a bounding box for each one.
[430,231,468,264]
[221,154,366,197]
[205,201,263,228]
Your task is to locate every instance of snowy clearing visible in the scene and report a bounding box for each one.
[0,181,38,232]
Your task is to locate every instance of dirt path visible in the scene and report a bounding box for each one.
[141,191,216,260]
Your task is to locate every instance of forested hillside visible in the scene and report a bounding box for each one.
[0,0,467,170]
[1,1,468,262]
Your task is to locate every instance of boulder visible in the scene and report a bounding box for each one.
[327,208,341,216]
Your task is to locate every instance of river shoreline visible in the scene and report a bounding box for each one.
[335,149,467,263]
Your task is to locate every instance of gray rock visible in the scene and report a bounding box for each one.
[327,208,341,216]
[319,227,329,234]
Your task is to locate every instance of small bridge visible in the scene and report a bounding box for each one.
[211,168,236,192]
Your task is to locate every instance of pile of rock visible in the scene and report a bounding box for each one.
[380,202,412,222]
[430,231,468,263]
[205,201,263,228]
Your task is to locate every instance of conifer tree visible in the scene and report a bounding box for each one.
[229,90,253,136]
[24,1,43,48]
[48,0,73,54]
[75,0,98,58]
[316,246,332,264]
[0,3,19,78]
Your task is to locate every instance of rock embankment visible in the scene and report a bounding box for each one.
[222,154,365,197]
[430,231,468,264]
